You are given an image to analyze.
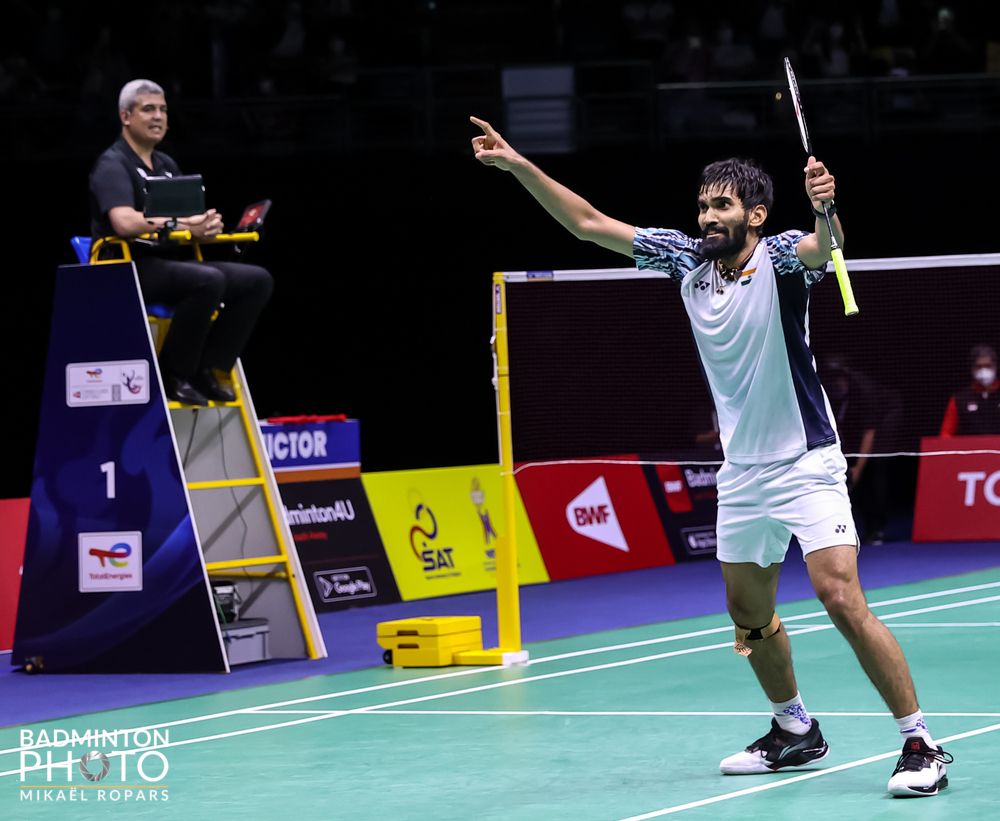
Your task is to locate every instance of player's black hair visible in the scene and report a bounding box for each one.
[699,158,774,213]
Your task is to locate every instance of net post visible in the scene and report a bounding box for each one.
[492,272,524,655]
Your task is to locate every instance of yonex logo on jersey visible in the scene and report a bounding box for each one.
[695,280,710,292]
[834,524,847,533]
[565,476,629,552]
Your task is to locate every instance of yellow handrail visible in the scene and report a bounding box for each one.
[89,230,260,265]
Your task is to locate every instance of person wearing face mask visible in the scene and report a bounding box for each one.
[939,344,1000,436]
[820,355,901,546]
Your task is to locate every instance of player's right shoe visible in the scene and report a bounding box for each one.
[720,718,830,774]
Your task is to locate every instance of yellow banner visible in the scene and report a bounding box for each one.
[362,464,549,600]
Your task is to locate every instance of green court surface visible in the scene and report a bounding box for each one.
[2,569,999,820]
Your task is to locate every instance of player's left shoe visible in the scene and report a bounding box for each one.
[887,737,953,797]
[719,718,829,774]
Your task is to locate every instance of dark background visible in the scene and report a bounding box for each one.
[3,1,1000,499]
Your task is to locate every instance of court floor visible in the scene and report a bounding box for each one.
[2,568,998,820]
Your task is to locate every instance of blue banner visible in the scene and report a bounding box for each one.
[260,418,360,472]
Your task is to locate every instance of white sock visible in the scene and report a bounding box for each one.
[895,710,936,748]
[771,693,812,735]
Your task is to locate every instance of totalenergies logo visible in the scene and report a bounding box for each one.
[89,542,132,568]
[409,503,455,572]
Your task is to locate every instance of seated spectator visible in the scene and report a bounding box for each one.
[710,21,757,81]
[939,344,1000,436]
[919,6,976,74]
[820,353,901,545]
[89,79,274,406]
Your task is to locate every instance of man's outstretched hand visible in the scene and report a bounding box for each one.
[470,116,522,172]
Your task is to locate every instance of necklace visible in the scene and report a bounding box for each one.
[713,240,760,295]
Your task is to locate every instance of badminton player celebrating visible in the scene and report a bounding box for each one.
[470,115,952,797]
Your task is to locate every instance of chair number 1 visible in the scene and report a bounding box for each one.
[100,461,116,499]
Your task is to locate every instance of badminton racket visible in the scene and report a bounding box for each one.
[784,57,859,316]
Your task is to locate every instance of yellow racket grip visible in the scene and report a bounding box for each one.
[831,247,859,316]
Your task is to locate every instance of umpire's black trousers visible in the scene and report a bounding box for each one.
[135,256,273,378]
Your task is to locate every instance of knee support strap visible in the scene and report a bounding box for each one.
[734,613,782,656]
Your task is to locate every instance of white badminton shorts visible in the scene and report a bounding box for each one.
[715,444,858,567]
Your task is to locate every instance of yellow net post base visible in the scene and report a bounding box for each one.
[376,616,529,667]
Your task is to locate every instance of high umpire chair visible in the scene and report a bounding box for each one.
[49,227,328,671]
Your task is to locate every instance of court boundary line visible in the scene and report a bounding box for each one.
[790,621,1000,628]
[617,721,1000,820]
[1,581,997,766]
[2,594,998,778]
[244,709,1000,718]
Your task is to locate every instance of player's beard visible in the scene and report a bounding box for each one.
[699,215,750,261]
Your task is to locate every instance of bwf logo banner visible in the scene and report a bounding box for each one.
[566,476,629,552]
[19,727,170,803]
[78,531,143,592]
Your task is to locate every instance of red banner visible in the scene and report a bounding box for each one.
[913,436,1000,542]
[0,498,29,652]
[515,456,676,579]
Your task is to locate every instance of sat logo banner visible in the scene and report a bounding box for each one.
[362,465,548,601]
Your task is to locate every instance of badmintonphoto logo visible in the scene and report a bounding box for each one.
[408,502,458,577]
[18,727,170,803]
[78,532,143,592]
[85,368,104,380]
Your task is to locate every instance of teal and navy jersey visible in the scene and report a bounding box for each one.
[634,228,836,464]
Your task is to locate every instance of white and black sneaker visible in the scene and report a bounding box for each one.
[720,718,829,774]
[887,737,953,797]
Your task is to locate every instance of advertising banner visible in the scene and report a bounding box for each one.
[0,498,29,653]
[363,464,549,600]
[515,456,676,580]
[913,435,1000,541]
[278,477,401,610]
[648,461,719,560]
[260,416,360,481]
[12,263,226,672]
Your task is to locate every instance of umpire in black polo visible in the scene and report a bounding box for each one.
[89,79,273,405]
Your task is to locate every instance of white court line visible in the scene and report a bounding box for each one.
[0,631,818,777]
[530,580,1000,666]
[23,591,976,771]
[793,622,1000,628]
[617,722,1000,820]
[245,709,1000,718]
[1,581,997,762]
